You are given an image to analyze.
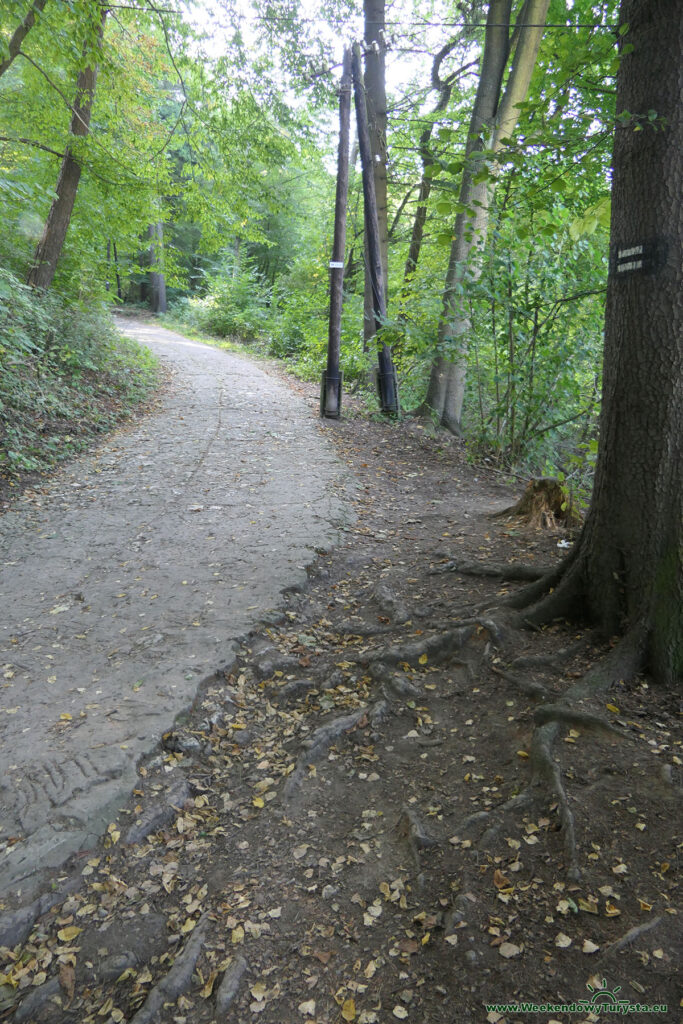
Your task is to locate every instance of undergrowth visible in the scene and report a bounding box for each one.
[0,268,160,485]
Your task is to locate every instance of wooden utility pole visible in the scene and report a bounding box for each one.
[351,42,398,415]
[322,47,352,419]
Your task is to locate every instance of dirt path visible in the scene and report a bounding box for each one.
[0,337,678,1023]
[0,319,353,896]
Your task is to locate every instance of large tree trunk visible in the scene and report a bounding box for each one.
[26,8,106,291]
[0,0,48,79]
[423,0,549,432]
[362,0,388,349]
[520,0,682,685]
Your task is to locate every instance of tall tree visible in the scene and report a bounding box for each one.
[511,0,682,685]
[420,0,549,433]
[362,0,388,348]
[26,7,106,290]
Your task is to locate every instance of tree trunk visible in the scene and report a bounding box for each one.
[522,0,682,686]
[352,43,398,415]
[148,222,167,314]
[26,8,106,291]
[423,0,549,432]
[403,40,462,284]
[0,0,48,79]
[323,47,351,418]
[362,0,388,349]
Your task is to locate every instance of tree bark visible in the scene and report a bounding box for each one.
[323,47,352,419]
[522,0,682,686]
[26,8,106,291]
[423,0,549,433]
[362,0,388,349]
[403,41,463,284]
[148,222,167,314]
[0,0,48,79]
[352,43,398,414]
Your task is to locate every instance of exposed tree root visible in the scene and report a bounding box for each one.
[532,703,624,736]
[530,721,581,881]
[430,559,552,581]
[284,705,379,800]
[489,663,550,700]
[14,951,140,1023]
[216,955,249,1013]
[508,640,587,671]
[453,628,646,880]
[397,804,437,883]
[367,626,475,667]
[129,914,209,1024]
[0,877,81,949]
[599,915,665,960]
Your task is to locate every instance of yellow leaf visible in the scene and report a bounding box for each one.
[57,926,82,942]
[639,899,652,912]
[342,997,356,1021]
[199,968,218,997]
[59,713,72,721]
[32,971,47,986]
[252,796,265,809]
[418,654,428,665]
[606,703,619,713]
[605,902,621,917]
[517,750,529,759]
[231,925,244,944]
[251,981,267,1001]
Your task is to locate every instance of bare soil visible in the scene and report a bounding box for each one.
[0,376,680,1024]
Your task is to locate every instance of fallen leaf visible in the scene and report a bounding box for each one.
[392,1007,408,1020]
[200,971,218,998]
[57,926,82,942]
[582,940,600,954]
[555,933,572,948]
[498,942,521,959]
[342,997,356,1021]
[58,963,75,1002]
[298,999,316,1016]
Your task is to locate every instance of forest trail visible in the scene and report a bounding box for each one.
[0,318,353,897]
[0,328,678,1024]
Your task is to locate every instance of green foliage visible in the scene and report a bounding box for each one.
[189,254,272,341]
[0,268,158,476]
